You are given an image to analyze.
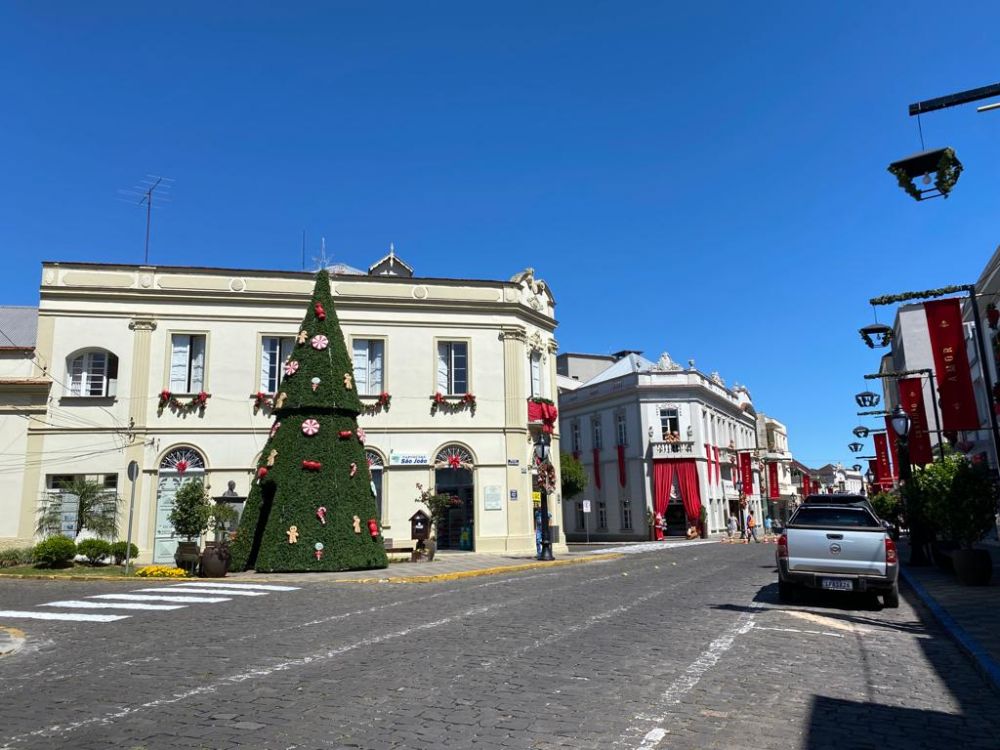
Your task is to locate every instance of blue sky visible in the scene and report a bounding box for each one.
[2,2,999,467]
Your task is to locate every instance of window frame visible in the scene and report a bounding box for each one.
[434,338,471,396]
[66,349,119,398]
[350,336,388,397]
[616,411,628,447]
[571,421,581,454]
[660,406,680,438]
[166,332,209,394]
[258,335,296,395]
[529,350,544,398]
[591,416,603,451]
[597,501,608,530]
[621,497,633,530]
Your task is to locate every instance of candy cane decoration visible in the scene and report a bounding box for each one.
[316,506,327,525]
[350,462,357,477]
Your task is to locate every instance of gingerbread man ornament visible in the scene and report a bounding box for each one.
[267,449,278,467]
[286,525,299,544]
[352,515,361,534]
[343,373,353,390]
[297,330,309,344]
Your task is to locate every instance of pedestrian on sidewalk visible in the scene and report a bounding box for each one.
[534,507,543,559]
[726,515,737,540]
[746,511,759,543]
[763,515,772,539]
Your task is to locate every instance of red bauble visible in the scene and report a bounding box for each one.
[314,302,326,320]
[338,430,353,439]
[256,467,269,480]
[301,460,322,471]
[367,518,379,538]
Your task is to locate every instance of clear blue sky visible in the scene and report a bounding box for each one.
[3,2,999,468]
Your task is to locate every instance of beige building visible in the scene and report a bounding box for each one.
[0,256,562,561]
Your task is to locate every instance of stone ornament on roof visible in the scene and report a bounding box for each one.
[710,371,725,386]
[650,352,682,372]
[510,268,550,312]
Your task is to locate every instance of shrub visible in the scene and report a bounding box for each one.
[0,547,34,568]
[110,541,140,565]
[33,536,77,568]
[76,538,112,565]
[135,565,189,578]
[169,480,212,540]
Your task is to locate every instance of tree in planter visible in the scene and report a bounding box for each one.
[928,457,998,549]
[870,491,902,530]
[229,270,388,572]
[413,483,457,559]
[169,480,213,541]
[559,451,588,501]
[36,478,121,539]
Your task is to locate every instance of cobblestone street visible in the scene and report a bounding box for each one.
[0,542,997,750]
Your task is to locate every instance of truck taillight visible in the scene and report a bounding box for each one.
[777,533,788,559]
[885,537,898,564]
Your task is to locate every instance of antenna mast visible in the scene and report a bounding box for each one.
[118,174,173,264]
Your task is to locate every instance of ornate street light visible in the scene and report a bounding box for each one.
[852,464,862,472]
[852,426,870,438]
[855,390,881,408]
[848,442,864,453]
[533,431,554,561]
[889,405,912,440]
[859,322,894,349]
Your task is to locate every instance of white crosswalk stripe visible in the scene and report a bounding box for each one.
[138,587,267,597]
[0,610,129,622]
[89,593,231,604]
[42,600,186,611]
[166,582,301,592]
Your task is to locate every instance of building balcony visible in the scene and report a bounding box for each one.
[651,440,695,457]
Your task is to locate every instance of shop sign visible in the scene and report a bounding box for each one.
[389,451,430,466]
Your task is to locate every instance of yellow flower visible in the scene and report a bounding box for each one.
[135,565,189,578]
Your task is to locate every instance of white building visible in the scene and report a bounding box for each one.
[557,351,766,541]
[0,257,562,561]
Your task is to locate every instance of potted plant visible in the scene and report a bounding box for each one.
[168,480,213,573]
[932,458,998,585]
[200,504,239,578]
[414,483,457,561]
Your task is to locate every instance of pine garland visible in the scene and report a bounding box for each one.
[869,285,970,307]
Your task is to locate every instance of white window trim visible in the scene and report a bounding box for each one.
[351,337,387,396]
[167,332,209,394]
[434,338,471,396]
[66,349,118,398]
[259,335,296,395]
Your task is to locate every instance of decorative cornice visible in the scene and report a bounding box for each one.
[129,319,158,332]
[499,327,528,343]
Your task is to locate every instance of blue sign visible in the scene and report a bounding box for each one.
[509,490,518,500]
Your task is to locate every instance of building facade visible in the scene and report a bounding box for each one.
[0,259,562,561]
[557,351,767,541]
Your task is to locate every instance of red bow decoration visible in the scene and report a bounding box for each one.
[447,454,462,469]
[338,430,353,439]
[314,302,326,320]
[301,460,322,471]
[434,392,446,404]
[367,519,379,538]
[256,467,269,480]
[175,459,189,474]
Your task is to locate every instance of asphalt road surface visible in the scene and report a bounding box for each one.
[0,543,997,750]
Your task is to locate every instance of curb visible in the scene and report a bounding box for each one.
[0,573,141,582]
[0,626,26,659]
[900,567,1000,697]
[330,553,625,584]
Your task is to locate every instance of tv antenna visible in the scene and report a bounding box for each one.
[118,175,173,263]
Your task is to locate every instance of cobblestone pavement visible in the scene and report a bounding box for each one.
[0,543,997,750]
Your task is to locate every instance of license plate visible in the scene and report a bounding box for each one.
[821,578,853,591]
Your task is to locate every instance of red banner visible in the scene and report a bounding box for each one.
[768,462,780,499]
[925,298,980,431]
[883,422,900,480]
[739,452,754,496]
[713,446,721,486]
[616,445,627,487]
[802,475,811,497]
[898,377,934,465]
[874,433,892,489]
[592,448,601,490]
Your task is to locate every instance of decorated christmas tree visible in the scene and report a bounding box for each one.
[230,270,388,572]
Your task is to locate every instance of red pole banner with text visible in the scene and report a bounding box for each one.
[616,445,627,487]
[874,433,892,489]
[925,298,980,431]
[883,421,900,480]
[768,462,780,499]
[739,452,754,496]
[592,448,602,490]
[898,378,934,465]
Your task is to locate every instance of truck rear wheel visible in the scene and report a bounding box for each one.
[778,580,795,603]
[883,584,900,609]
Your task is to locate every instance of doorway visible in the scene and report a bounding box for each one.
[434,445,475,550]
[154,447,206,564]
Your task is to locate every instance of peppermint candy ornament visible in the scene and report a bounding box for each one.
[301,419,320,436]
[356,427,367,444]
[284,360,299,377]
[310,334,329,350]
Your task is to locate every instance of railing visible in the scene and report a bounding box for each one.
[651,440,695,457]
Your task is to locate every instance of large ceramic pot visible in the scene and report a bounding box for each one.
[200,544,229,578]
[174,541,201,572]
[931,541,958,573]
[952,549,993,586]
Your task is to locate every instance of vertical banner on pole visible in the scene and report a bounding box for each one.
[898,378,934,465]
[768,462,780,499]
[925,298,981,430]
[874,433,893,489]
[739,452,754,496]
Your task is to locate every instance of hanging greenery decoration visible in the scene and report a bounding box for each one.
[869,285,968,307]
[430,392,477,416]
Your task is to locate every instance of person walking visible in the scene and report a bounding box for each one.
[746,511,759,543]
[534,507,543,559]
[763,515,772,539]
[726,515,737,540]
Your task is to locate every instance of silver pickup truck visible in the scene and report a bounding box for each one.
[777,500,899,608]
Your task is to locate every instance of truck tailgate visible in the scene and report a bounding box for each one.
[787,528,886,576]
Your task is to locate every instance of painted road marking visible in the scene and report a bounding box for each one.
[592,539,717,555]
[41,600,187,611]
[142,587,267,597]
[89,594,230,604]
[166,582,300,592]
[0,610,129,623]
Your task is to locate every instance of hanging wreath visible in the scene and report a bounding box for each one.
[430,392,476,416]
[536,461,557,494]
[158,389,211,415]
[361,391,392,415]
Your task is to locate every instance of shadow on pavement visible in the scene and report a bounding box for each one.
[804,695,970,750]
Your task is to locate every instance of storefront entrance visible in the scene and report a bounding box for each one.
[153,447,206,564]
[434,445,475,550]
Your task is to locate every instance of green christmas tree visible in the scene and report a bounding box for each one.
[230,270,388,572]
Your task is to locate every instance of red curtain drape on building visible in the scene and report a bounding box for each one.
[653,460,675,540]
[592,448,602,489]
[675,461,703,523]
[883,419,900,480]
[617,445,627,487]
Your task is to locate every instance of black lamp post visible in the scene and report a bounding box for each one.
[853,426,870,438]
[534,432,554,561]
[889,405,927,565]
[855,391,881,408]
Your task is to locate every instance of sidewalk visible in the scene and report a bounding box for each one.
[899,541,1000,694]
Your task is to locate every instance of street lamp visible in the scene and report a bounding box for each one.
[859,322,894,348]
[855,390,881,408]
[888,404,926,565]
[533,431,554,561]
[890,405,912,443]
[852,426,870,438]
[848,442,864,453]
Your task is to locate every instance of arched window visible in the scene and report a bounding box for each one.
[67,349,118,397]
[434,444,474,470]
[365,449,385,520]
[159,447,206,475]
